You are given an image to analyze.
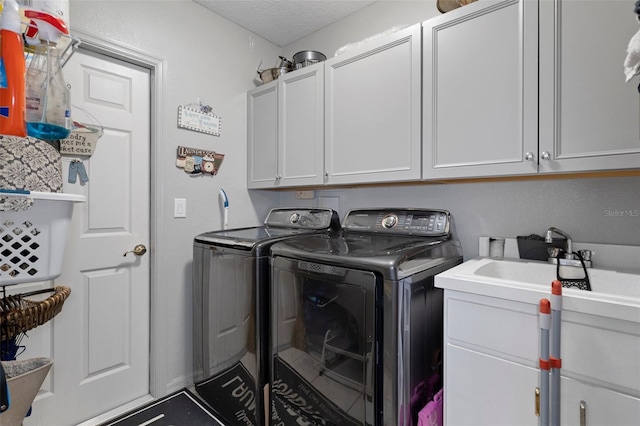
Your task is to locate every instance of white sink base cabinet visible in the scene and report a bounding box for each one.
[439,288,640,426]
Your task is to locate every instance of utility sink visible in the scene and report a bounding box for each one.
[436,258,640,323]
[474,258,640,299]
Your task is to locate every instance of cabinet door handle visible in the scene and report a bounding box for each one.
[525,152,535,161]
[535,387,541,417]
[541,151,551,160]
[580,400,587,426]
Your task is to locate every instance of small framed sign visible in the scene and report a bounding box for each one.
[59,123,104,156]
[176,146,225,176]
[177,105,221,136]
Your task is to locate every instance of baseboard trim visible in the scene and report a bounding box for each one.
[75,395,154,426]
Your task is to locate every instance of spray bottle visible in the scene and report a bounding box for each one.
[0,0,27,137]
[23,10,71,140]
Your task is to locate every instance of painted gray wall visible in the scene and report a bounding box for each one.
[278,176,640,260]
[283,1,442,60]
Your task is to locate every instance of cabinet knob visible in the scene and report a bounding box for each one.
[525,152,535,161]
[324,171,329,178]
[541,151,551,160]
[276,175,281,180]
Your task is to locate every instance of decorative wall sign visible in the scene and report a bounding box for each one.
[177,104,221,136]
[176,146,225,176]
[59,122,104,156]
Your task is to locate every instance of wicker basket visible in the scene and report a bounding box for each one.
[0,286,71,342]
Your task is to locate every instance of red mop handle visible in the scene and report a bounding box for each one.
[550,280,562,426]
[539,299,551,426]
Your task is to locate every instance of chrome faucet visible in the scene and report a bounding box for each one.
[545,227,593,267]
[545,227,574,259]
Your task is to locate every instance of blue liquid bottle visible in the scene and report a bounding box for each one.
[24,12,71,141]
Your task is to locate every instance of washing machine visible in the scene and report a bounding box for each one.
[192,208,340,426]
[269,208,463,426]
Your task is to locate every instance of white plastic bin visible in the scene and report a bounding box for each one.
[0,191,84,286]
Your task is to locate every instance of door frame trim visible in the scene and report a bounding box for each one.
[71,29,169,399]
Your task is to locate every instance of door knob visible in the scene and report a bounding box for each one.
[123,244,147,257]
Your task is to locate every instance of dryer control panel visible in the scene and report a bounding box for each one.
[343,209,451,237]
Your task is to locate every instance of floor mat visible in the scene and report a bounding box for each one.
[100,389,224,426]
[195,361,259,426]
[272,356,361,426]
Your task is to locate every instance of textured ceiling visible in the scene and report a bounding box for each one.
[194,0,377,47]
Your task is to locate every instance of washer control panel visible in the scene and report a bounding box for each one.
[264,208,339,230]
[343,209,451,236]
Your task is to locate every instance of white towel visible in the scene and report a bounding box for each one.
[624,27,640,82]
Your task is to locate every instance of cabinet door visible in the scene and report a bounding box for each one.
[445,345,539,426]
[325,24,421,185]
[539,0,640,173]
[423,0,539,179]
[560,376,640,426]
[278,63,325,187]
[247,82,278,188]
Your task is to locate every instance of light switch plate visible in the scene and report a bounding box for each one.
[174,198,186,218]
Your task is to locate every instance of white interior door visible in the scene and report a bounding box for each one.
[24,49,151,425]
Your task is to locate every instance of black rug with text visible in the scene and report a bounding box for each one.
[271,356,360,426]
[195,361,259,426]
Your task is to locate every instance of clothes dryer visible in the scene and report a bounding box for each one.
[192,208,339,426]
[269,209,463,426]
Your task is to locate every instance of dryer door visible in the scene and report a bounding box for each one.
[271,256,380,426]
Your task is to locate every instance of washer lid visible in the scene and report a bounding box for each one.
[195,208,339,249]
[272,232,447,257]
[194,226,322,249]
[270,232,462,280]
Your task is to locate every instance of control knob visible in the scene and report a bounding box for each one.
[381,214,398,229]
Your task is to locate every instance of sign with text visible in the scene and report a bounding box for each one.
[59,124,104,156]
[177,105,221,136]
[176,145,225,176]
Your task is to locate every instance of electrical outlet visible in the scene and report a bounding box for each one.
[295,190,315,200]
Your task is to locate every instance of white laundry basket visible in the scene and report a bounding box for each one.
[0,191,85,286]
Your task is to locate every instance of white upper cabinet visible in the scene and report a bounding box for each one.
[423,0,539,179]
[538,0,640,173]
[247,81,278,188]
[324,23,422,185]
[247,63,325,188]
[248,0,639,189]
[278,63,325,187]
